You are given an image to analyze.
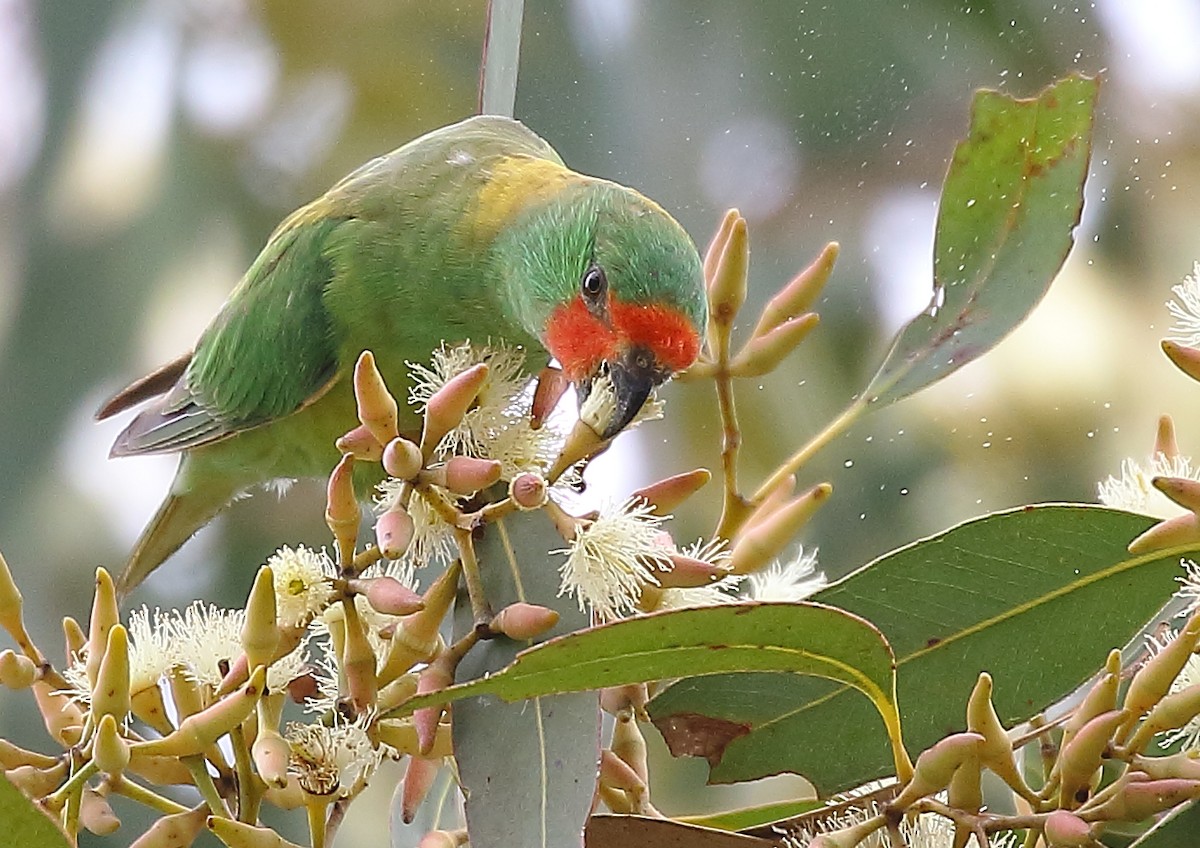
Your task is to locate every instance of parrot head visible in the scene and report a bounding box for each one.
[498,180,707,438]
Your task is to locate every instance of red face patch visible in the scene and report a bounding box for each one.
[544,295,701,380]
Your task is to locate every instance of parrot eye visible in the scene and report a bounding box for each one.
[581,265,607,302]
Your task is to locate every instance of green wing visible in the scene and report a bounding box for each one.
[110,218,343,456]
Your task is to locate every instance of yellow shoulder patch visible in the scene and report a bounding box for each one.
[470,155,581,242]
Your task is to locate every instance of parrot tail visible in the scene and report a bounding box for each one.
[117,482,236,599]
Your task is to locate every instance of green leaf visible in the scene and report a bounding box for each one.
[398,601,903,774]
[585,814,780,847]
[450,509,599,848]
[864,73,1099,405]
[677,799,824,833]
[649,506,1193,795]
[1127,798,1200,847]
[0,772,71,848]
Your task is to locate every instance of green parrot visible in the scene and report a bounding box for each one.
[98,115,707,596]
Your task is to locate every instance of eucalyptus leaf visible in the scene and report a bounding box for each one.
[451,509,599,848]
[478,0,525,117]
[585,814,776,847]
[649,506,1195,796]
[864,73,1098,405]
[0,772,71,848]
[399,601,903,777]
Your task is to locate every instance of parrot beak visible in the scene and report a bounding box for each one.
[578,345,668,440]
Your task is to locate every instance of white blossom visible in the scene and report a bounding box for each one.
[1166,261,1200,347]
[268,545,336,628]
[1098,453,1200,517]
[745,547,827,603]
[556,498,673,620]
[285,717,380,798]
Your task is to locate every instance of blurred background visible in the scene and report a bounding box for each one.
[2,0,1199,839]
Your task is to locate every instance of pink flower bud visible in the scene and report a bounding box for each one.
[335,424,384,461]
[530,365,570,429]
[416,830,464,848]
[1105,775,1200,821]
[490,603,560,640]
[730,484,832,575]
[1162,339,1200,384]
[252,727,291,788]
[413,664,453,755]
[354,350,400,444]
[442,456,502,495]
[375,505,415,560]
[1043,810,1093,847]
[658,555,732,589]
[890,732,984,809]
[629,469,711,517]
[401,756,440,823]
[730,312,819,377]
[1057,709,1127,808]
[348,576,424,616]
[509,472,548,510]
[420,363,489,456]
[383,437,424,480]
[325,454,360,559]
[751,241,838,338]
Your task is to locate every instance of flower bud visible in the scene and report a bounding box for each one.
[348,576,424,616]
[530,365,569,429]
[420,363,489,456]
[706,214,748,332]
[135,666,267,758]
[252,726,291,788]
[702,209,740,286]
[1057,709,1126,808]
[729,484,831,575]
[127,806,207,848]
[400,755,440,823]
[354,350,399,445]
[1123,614,1200,729]
[890,732,984,809]
[966,673,1036,803]
[1043,810,1093,847]
[629,469,711,517]
[383,436,424,480]
[242,566,280,674]
[730,312,819,378]
[547,418,607,480]
[208,815,305,848]
[1162,339,1200,384]
[86,567,120,687]
[658,555,732,589]
[1093,775,1200,821]
[417,830,466,848]
[490,603,560,640]
[376,717,452,758]
[599,749,646,795]
[0,738,57,771]
[439,456,502,495]
[1128,510,1200,555]
[335,424,384,462]
[509,472,548,510]
[0,550,34,659]
[340,601,377,714]
[752,241,838,338]
[79,787,121,836]
[325,454,359,562]
[600,684,649,718]
[0,649,36,689]
[1156,475,1200,513]
[31,678,84,747]
[92,624,131,724]
[93,713,130,775]
[378,562,459,681]
[62,616,86,661]
[611,709,648,784]
[1061,651,1122,752]
[1156,414,1180,459]
[375,505,415,560]
[6,763,66,797]
[375,673,420,714]
[1129,682,1200,753]
[1133,751,1200,781]
[413,664,453,755]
